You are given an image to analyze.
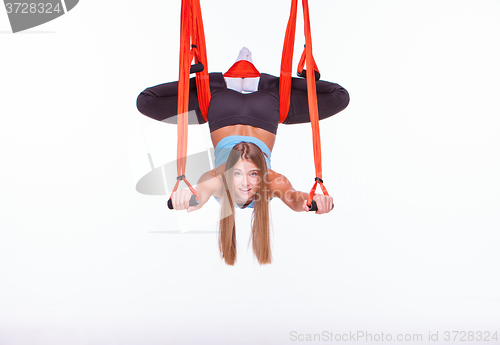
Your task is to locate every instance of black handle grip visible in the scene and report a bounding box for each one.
[308,200,318,212]
[190,63,204,74]
[308,200,335,212]
[297,69,321,81]
[168,195,199,210]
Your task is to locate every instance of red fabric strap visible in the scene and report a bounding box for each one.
[172,0,211,198]
[279,0,329,207]
[223,60,261,78]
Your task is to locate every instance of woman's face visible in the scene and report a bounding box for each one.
[231,159,260,204]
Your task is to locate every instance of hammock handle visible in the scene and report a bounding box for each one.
[167,194,199,210]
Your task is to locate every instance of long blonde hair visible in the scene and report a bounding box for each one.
[218,142,271,265]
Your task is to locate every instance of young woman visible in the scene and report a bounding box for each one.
[136,48,349,264]
[169,141,334,264]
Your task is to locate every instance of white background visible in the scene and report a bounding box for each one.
[1,0,499,344]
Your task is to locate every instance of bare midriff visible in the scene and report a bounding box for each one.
[210,124,276,151]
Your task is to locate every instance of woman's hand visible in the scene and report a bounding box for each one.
[168,170,221,212]
[302,194,334,214]
[170,189,200,212]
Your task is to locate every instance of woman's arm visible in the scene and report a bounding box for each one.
[170,170,221,212]
[270,172,333,214]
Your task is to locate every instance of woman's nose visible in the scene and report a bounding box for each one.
[240,175,249,186]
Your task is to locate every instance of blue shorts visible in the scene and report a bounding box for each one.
[214,135,271,169]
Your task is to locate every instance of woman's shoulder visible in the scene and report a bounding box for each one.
[203,167,226,199]
[266,170,300,202]
[267,170,293,194]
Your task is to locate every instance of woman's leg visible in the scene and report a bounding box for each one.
[284,78,350,124]
[136,79,207,125]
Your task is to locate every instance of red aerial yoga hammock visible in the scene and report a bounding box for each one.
[279,0,329,209]
[168,0,210,208]
[169,0,330,210]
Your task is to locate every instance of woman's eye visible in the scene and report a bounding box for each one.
[234,172,241,176]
